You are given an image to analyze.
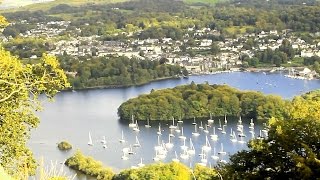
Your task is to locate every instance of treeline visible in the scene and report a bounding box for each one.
[65,150,219,180]
[118,83,287,121]
[59,55,187,89]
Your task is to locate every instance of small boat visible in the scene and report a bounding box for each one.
[202,136,211,152]
[175,124,181,133]
[119,130,125,143]
[211,147,219,160]
[121,151,129,160]
[229,128,233,137]
[217,119,222,131]
[203,124,209,134]
[165,135,174,149]
[133,120,140,132]
[231,131,237,143]
[218,143,226,155]
[129,115,137,128]
[192,124,200,136]
[180,138,188,151]
[157,123,162,135]
[137,158,145,167]
[154,135,164,151]
[221,125,226,134]
[250,118,254,127]
[210,127,218,141]
[88,132,93,146]
[200,149,207,164]
[145,118,151,128]
[122,147,130,153]
[180,149,189,160]
[199,121,204,130]
[172,151,180,162]
[100,136,106,144]
[257,129,264,140]
[179,127,186,140]
[153,151,160,162]
[128,145,134,155]
[169,117,177,129]
[224,114,227,125]
[207,113,214,123]
[133,136,141,147]
[187,138,195,155]
[238,135,245,144]
[192,117,197,125]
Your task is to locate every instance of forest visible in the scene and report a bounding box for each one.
[118,83,288,121]
[59,55,188,89]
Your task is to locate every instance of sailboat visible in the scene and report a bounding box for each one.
[238,135,245,144]
[88,132,93,146]
[180,138,188,151]
[180,149,189,160]
[199,121,204,130]
[129,115,137,128]
[229,128,233,137]
[169,117,177,129]
[145,118,151,128]
[221,125,226,134]
[128,145,134,155]
[202,136,211,152]
[133,136,141,147]
[210,126,218,141]
[133,120,140,132]
[153,150,160,162]
[224,114,228,125]
[219,156,227,164]
[211,147,219,160]
[121,151,129,160]
[187,138,195,155]
[138,158,145,167]
[100,136,106,144]
[249,118,254,127]
[165,135,174,149]
[157,123,162,135]
[217,119,222,131]
[200,149,207,164]
[175,124,181,133]
[257,129,264,140]
[208,113,214,123]
[154,135,164,151]
[231,131,237,143]
[179,127,186,140]
[192,117,197,125]
[119,130,125,143]
[172,151,180,162]
[203,124,209,134]
[218,143,226,155]
[192,124,200,136]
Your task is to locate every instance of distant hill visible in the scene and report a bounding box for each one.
[183,0,224,5]
[1,0,131,12]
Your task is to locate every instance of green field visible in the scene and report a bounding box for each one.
[1,0,131,12]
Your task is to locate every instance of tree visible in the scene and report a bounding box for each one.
[210,43,220,55]
[0,49,70,177]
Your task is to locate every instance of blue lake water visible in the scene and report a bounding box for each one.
[28,72,320,178]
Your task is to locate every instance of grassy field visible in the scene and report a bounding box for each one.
[1,0,131,12]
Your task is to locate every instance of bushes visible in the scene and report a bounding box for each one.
[57,141,72,151]
[65,151,114,180]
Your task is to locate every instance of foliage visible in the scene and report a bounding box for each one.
[113,162,191,180]
[57,141,72,151]
[60,55,187,89]
[193,164,219,180]
[118,83,287,121]
[65,150,114,180]
[0,166,14,180]
[221,93,320,179]
[0,47,70,177]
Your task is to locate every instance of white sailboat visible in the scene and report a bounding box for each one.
[192,117,197,125]
[180,149,189,160]
[121,151,129,160]
[192,124,200,136]
[202,136,211,152]
[169,117,177,129]
[218,143,226,155]
[217,119,222,131]
[229,128,233,137]
[208,113,214,123]
[154,135,164,151]
[200,149,207,164]
[187,138,195,155]
[211,147,219,160]
[153,150,160,162]
[133,136,141,147]
[119,130,126,143]
[199,121,204,130]
[203,124,209,133]
[172,151,180,162]
[238,135,245,144]
[128,145,134,155]
[88,132,93,146]
[138,158,145,167]
[257,129,264,140]
[157,123,162,135]
[165,135,174,149]
[180,138,188,151]
[129,115,137,128]
[221,125,226,134]
[210,126,218,141]
[231,131,237,143]
[224,114,228,125]
[145,118,151,128]
[249,118,254,128]
[179,127,186,140]
[175,124,181,133]
[100,136,106,144]
[133,120,140,132]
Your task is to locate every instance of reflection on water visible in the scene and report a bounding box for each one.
[28,72,320,178]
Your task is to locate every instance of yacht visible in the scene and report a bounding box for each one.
[88,132,93,146]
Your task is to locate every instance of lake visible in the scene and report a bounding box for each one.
[28,72,320,178]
